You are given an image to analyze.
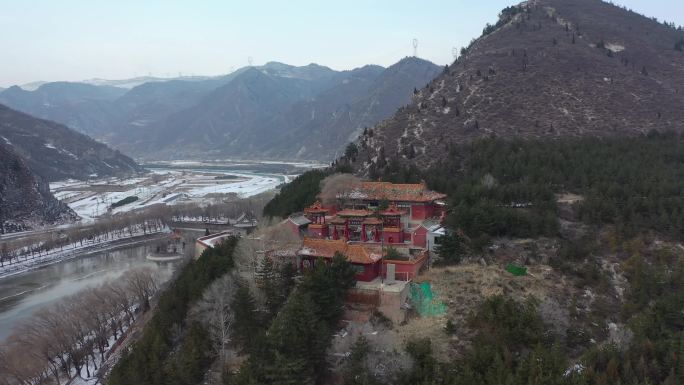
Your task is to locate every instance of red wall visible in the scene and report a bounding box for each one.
[300,257,380,282]
[307,225,328,239]
[382,255,428,281]
[382,229,403,244]
[411,203,435,220]
[412,226,427,248]
[356,262,381,282]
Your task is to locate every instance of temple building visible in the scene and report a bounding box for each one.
[289,181,447,283]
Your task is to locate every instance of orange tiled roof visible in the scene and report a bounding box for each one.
[341,181,447,203]
[346,244,383,264]
[299,238,382,264]
[300,238,347,258]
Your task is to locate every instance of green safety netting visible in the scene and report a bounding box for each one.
[506,263,527,276]
[409,282,446,317]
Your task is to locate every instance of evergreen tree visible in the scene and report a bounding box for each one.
[257,257,281,319]
[345,336,381,385]
[231,282,261,351]
[268,293,327,382]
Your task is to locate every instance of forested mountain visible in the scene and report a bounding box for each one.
[0,142,76,233]
[0,59,441,161]
[352,0,684,174]
[0,104,142,181]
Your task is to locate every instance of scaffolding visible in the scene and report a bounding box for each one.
[409,282,446,317]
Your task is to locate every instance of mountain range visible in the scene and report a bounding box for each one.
[0,58,441,161]
[0,103,143,232]
[0,104,142,181]
[352,0,684,173]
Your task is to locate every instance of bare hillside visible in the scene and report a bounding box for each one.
[354,0,684,173]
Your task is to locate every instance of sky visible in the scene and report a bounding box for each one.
[1,0,682,88]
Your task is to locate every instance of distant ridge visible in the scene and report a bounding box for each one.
[1,59,442,161]
[0,103,143,181]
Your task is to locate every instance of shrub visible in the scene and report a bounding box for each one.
[111,195,138,208]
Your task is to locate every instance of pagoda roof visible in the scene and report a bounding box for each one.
[298,238,382,264]
[329,216,346,225]
[286,215,311,226]
[336,209,372,217]
[304,201,328,214]
[380,203,407,216]
[362,217,383,225]
[339,181,447,203]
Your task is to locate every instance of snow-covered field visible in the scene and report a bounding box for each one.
[50,169,287,222]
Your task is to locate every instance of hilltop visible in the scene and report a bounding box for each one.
[353,0,684,174]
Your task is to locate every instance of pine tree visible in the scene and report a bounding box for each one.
[268,293,328,382]
[278,262,297,297]
[257,257,280,318]
[264,352,313,385]
[231,282,260,351]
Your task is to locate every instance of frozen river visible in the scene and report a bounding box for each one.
[0,241,183,342]
[0,163,307,342]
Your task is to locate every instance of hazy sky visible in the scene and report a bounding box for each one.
[1,0,682,87]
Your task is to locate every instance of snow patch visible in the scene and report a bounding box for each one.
[605,43,625,52]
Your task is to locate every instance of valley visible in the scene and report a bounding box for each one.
[50,161,309,222]
[1,0,684,384]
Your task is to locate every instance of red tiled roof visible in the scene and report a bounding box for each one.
[341,181,447,203]
[299,238,382,264]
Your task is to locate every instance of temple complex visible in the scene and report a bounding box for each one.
[286,181,447,283]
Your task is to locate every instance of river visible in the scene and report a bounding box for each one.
[0,241,183,342]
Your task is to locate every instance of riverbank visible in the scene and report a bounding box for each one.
[0,231,169,280]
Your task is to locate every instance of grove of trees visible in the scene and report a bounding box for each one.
[107,237,238,385]
[0,267,158,385]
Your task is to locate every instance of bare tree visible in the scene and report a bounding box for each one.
[0,264,166,385]
[192,274,237,367]
[319,173,361,206]
[106,280,137,324]
[123,267,158,312]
